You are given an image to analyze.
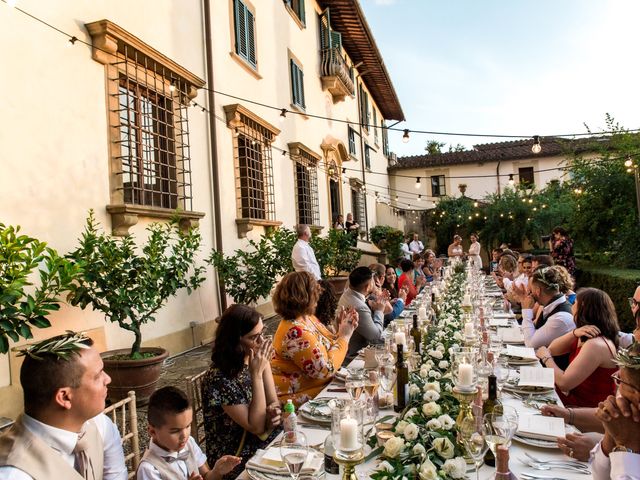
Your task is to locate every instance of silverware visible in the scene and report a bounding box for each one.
[297,422,330,430]
[521,473,569,480]
[518,459,590,474]
[524,452,589,468]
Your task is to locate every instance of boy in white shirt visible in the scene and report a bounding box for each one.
[137,387,240,480]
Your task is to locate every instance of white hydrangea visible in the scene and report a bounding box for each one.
[442,457,467,479]
[403,423,419,441]
[437,414,455,430]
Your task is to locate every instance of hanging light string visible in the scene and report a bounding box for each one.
[5,0,640,142]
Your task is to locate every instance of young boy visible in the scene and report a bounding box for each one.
[138,386,241,480]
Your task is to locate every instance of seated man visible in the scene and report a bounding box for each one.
[338,266,386,360]
[0,331,128,480]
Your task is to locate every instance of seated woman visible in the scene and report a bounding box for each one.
[536,287,619,408]
[398,259,425,306]
[370,263,406,326]
[271,271,358,406]
[422,249,438,282]
[202,304,282,477]
[412,253,426,284]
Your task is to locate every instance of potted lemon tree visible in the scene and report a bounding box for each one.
[68,212,205,404]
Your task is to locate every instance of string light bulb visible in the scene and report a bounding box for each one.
[279,108,287,123]
[402,129,410,143]
[625,157,633,167]
[67,36,78,47]
[508,174,515,186]
[415,177,421,189]
[473,201,478,207]
[531,135,542,154]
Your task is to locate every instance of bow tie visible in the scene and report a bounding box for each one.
[163,451,190,463]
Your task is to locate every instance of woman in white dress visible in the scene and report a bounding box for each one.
[467,233,482,269]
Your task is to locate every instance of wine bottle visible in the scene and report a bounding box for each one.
[483,374,501,466]
[410,314,422,354]
[394,344,408,413]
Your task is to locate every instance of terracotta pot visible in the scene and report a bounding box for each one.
[327,276,349,297]
[101,347,169,405]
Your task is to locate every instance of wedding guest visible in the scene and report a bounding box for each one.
[592,342,640,479]
[536,288,619,408]
[273,272,358,404]
[0,332,128,480]
[412,253,426,284]
[531,254,554,270]
[447,235,464,258]
[555,265,577,305]
[521,266,574,349]
[400,236,411,260]
[550,226,576,275]
[467,233,482,269]
[137,386,240,480]
[315,279,338,330]
[201,305,281,476]
[382,265,399,298]
[345,213,359,246]
[398,259,425,306]
[333,215,345,231]
[291,224,321,280]
[409,233,424,255]
[489,248,501,273]
[422,249,438,282]
[338,267,385,360]
[370,263,406,326]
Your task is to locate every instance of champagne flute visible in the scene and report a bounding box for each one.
[377,360,396,408]
[484,405,519,455]
[493,359,510,397]
[345,371,365,401]
[280,431,308,480]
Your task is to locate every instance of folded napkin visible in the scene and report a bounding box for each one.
[300,400,332,418]
[246,448,323,475]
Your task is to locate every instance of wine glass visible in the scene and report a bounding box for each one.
[280,431,308,480]
[377,360,396,408]
[484,405,519,455]
[493,358,510,396]
[364,370,380,422]
[345,371,365,401]
[460,416,490,480]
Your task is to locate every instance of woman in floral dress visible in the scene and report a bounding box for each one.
[271,271,358,406]
[201,304,281,478]
[550,226,576,275]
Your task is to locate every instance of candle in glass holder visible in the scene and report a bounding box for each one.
[458,363,474,387]
[340,417,359,450]
[462,294,472,306]
[418,306,427,320]
[464,322,474,338]
[394,332,406,346]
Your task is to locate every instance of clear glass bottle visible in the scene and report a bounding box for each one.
[477,343,493,399]
[324,433,339,474]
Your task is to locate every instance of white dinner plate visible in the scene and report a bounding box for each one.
[512,434,557,449]
[503,384,555,395]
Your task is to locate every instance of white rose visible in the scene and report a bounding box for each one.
[418,458,439,480]
[404,407,418,419]
[412,443,426,456]
[424,360,434,369]
[424,382,441,393]
[429,350,444,360]
[433,437,455,459]
[422,402,441,417]
[426,418,442,430]
[423,390,440,402]
[419,367,429,378]
[403,423,419,441]
[437,414,455,430]
[395,420,409,434]
[409,384,421,398]
[436,344,446,352]
[378,460,394,473]
[429,370,442,379]
[442,457,467,479]
[438,360,449,369]
[383,436,405,459]
[453,331,464,341]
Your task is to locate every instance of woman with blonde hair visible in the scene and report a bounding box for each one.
[447,235,464,258]
[271,271,358,406]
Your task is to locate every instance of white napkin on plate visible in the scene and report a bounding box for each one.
[246,448,323,475]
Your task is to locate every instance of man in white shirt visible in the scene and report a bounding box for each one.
[408,233,424,255]
[521,266,574,349]
[291,224,321,280]
[0,332,128,480]
[400,236,411,260]
[591,342,640,480]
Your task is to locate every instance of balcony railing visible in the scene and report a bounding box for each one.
[320,47,355,101]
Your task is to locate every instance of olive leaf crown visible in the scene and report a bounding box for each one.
[17,331,91,361]
[614,343,640,370]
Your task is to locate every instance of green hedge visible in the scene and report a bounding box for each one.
[575,260,640,332]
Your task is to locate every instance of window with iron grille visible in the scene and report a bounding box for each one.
[233,0,257,68]
[290,58,306,109]
[284,0,305,26]
[86,20,206,236]
[431,175,446,197]
[519,167,534,186]
[292,148,320,226]
[348,127,357,156]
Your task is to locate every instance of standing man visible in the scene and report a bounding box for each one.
[291,224,321,280]
[409,233,424,255]
[0,331,128,480]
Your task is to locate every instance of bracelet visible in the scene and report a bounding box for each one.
[542,356,553,365]
[567,408,575,426]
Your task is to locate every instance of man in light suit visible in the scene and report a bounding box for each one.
[338,267,386,360]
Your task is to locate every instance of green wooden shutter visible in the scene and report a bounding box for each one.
[297,66,305,108]
[290,60,305,108]
[298,0,306,26]
[246,8,256,66]
[234,0,247,59]
[330,31,342,48]
[319,9,330,49]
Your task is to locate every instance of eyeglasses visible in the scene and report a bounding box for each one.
[611,372,640,392]
[629,297,639,308]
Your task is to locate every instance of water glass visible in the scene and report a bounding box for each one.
[280,431,308,480]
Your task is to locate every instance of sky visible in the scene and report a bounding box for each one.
[360,0,640,157]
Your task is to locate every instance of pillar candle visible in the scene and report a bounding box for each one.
[464,322,474,337]
[340,417,359,450]
[462,294,472,306]
[458,363,474,387]
[418,306,427,319]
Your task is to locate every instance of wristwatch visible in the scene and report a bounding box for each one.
[611,444,638,454]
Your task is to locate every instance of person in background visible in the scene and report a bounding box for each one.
[467,233,482,269]
[492,253,517,291]
[536,288,619,408]
[370,263,406,326]
[412,253,426,284]
[555,265,577,305]
[272,272,358,405]
[550,226,576,275]
[291,224,321,280]
[422,249,439,282]
[201,305,281,476]
[447,235,464,258]
[409,233,424,255]
[400,235,412,260]
[531,254,554,270]
[383,265,400,299]
[315,279,338,331]
[338,267,386,360]
[489,248,501,273]
[333,215,345,231]
[398,259,425,306]
[137,386,240,480]
[521,266,575,349]
[344,213,360,246]
[0,331,128,480]
[592,342,640,479]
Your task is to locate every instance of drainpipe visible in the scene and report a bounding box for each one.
[496,160,502,197]
[203,0,227,312]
